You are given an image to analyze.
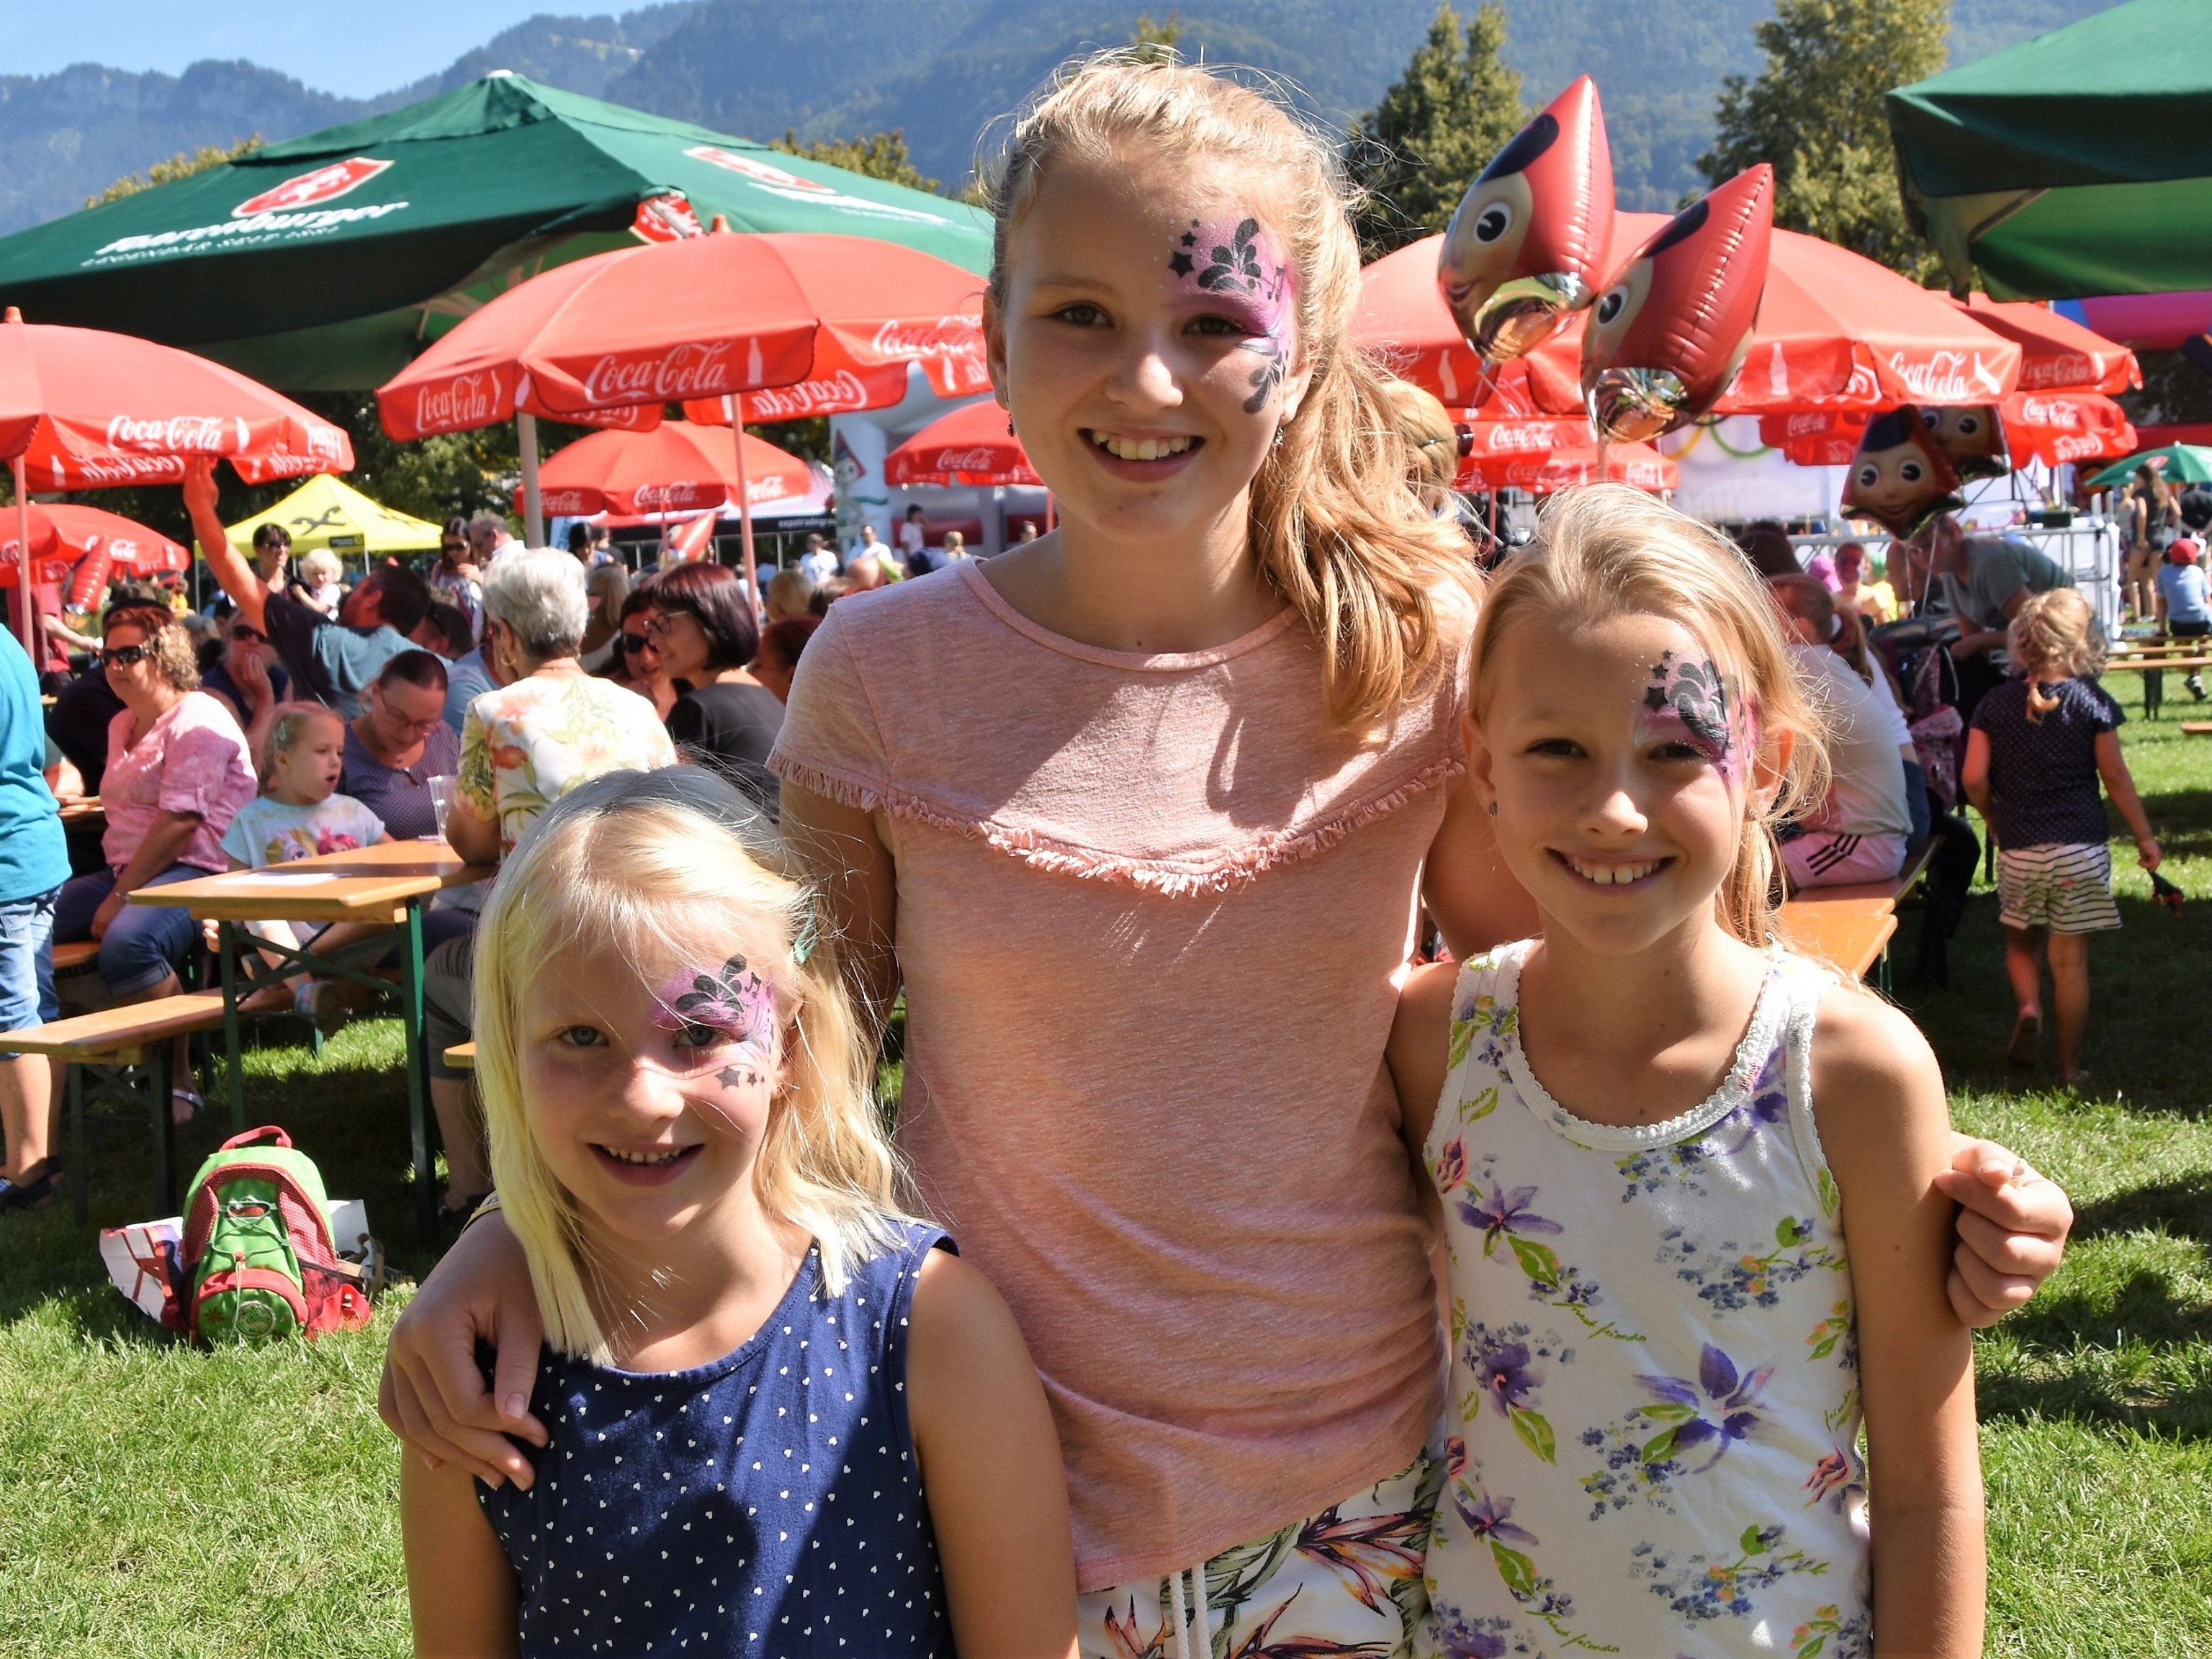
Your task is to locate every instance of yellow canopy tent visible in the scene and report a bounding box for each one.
[222,474,441,559]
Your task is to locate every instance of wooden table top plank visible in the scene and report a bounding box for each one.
[1776,904,1898,981]
[125,840,493,923]
[0,992,230,1061]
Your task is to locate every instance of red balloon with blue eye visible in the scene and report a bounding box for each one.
[1842,408,1964,536]
[1438,76,1615,364]
[1581,164,1773,444]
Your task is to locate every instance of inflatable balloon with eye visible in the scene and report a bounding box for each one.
[1581,165,1773,444]
[1919,405,2010,482]
[1842,408,1964,536]
[1437,75,1615,363]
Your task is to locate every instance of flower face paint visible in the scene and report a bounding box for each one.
[1169,215,1296,414]
[655,953,780,1096]
[1637,650,1751,787]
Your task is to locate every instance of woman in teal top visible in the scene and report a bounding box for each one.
[0,626,69,1213]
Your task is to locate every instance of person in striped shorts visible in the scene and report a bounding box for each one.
[1964,590,2161,1085]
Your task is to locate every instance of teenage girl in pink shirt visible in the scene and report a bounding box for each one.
[382,53,2071,1655]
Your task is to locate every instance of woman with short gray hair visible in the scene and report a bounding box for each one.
[425,549,678,1224]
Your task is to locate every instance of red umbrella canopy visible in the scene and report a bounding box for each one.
[1459,439,1677,495]
[683,363,920,426]
[1763,392,2136,469]
[381,231,988,440]
[1357,222,2027,420]
[0,503,189,590]
[523,422,814,517]
[0,307,352,488]
[1947,294,2140,395]
[885,400,1038,487]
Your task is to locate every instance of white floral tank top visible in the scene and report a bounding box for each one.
[1420,940,1871,1659]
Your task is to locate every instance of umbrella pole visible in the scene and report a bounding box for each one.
[727,399,759,610]
[518,413,544,547]
[12,458,34,661]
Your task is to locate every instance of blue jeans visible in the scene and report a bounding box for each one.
[0,886,60,1056]
[55,865,207,998]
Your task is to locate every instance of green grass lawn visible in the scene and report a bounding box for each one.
[3,717,2208,1656]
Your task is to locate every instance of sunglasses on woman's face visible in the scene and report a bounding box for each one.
[442,540,466,554]
[229,625,266,644]
[618,631,652,653]
[101,644,150,667]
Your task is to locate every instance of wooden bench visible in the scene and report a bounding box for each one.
[53,940,97,975]
[444,1041,475,1072]
[2102,657,2211,718]
[1776,899,1899,986]
[1,994,228,1219]
[2183,722,2212,737]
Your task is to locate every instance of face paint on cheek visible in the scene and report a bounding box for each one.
[1169,215,1298,415]
[1637,650,1745,786]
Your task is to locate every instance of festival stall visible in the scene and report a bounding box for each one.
[222,474,442,561]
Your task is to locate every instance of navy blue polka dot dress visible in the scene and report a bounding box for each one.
[477,1223,958,1656]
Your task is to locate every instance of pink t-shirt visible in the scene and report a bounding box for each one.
[100,691,257,874]
[770,562,1466,1587]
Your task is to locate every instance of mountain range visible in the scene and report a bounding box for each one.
[0,0,2114,235]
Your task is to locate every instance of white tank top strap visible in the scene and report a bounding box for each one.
[1775,947,1846,1221]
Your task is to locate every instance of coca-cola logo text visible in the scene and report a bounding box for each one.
[234,158,393,218]
[1886,350,2006,403]
[414,372,507,433]
[104,415,246,454]
[583,341,734,405]
[868,317,984,364]
[745,371,876,419]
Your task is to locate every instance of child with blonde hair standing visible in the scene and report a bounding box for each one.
[1964,588,2158,1083]
[1394,487,1984,1657]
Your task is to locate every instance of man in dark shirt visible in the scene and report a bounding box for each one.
[1912,511,2074,722]
[185,461,439,716]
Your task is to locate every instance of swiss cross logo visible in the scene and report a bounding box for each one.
[683,145,833,195]
[233,157,394,218]
[631,193,704,243]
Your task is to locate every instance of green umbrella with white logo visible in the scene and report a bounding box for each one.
[2083,444,2212,490]
[0,73,990,390]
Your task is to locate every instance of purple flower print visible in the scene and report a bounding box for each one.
[1475,1339,1542,1417]
[1434,1138,1469,1193]
[1454,1483,1539,1548]
[1636,1343,1773,1472]
[1445,1434,1468,1480]
[1458,1181,1564,1256]
[1710,1043,1788,1154]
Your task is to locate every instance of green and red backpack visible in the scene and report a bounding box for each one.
[176,1127,374,1344]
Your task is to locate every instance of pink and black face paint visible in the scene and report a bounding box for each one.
[655,953,780,1097]
[1638,650,1753,788]
[1169,216,1296,414]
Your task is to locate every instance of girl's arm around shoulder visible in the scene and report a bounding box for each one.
[400,1452,521,1658]
[906,1248,1079,1659]
[1388,958,1460,1157]
[1809,989,1985,1659]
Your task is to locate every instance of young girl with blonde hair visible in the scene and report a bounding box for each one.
[399,767,1076,1656]
[386,54,2069,1658]
[1393,486,1984,1656]
[1964,588,2158,1083]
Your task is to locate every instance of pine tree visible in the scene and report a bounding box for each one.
[1699,0,1950,280]
[1350,4,1527,261]
[87,136,263,208]
[773,130,938,194]
[1130,13,1184,64]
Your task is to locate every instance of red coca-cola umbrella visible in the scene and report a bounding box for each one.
[1357,222,2027,421]
[0,305,351,652]
[377,223,987,597]
[518,422,814,518]
[884,400,1038,487]
[0,503,190,593]
[1459,438,1677,495]
[1763,391,2137,469]
[1948,295,2140,396]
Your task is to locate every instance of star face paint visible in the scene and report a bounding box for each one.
[1637,650,1750,787]
[1169,215,1296,414]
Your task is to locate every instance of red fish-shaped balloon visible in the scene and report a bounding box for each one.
[1919,405,2010,481]
[1581,164,1773,444]
[1438,76,1615,363]
[1843,408,1964,536]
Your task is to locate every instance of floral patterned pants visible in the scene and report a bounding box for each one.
[1078,1446,1442,1659]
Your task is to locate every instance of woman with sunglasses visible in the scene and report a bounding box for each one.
[601,585,683,719]
[53,608,255,1120]
[429,517,483,639]
[650,562,785,817]
[199,611,291,757]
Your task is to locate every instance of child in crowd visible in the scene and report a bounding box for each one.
[399,768,1077,1658]
[220,701,390,1027]
[1391,487,1984,1658]
[2156,537,2209,700]
[1964,589,2159,1084]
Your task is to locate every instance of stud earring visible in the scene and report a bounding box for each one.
[1486,801,1498,816]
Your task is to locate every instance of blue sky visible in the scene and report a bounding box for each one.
[0,1,559,97]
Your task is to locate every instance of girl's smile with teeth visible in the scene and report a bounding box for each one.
[1557,853,1668,887]
[1087,430,1200,462]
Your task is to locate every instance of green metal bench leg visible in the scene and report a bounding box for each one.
[69,1066,86,1223]
[220,920,246,1130]
[150,1045,177,1217]
[398,902,436,1241]
[2147,668,2163,719]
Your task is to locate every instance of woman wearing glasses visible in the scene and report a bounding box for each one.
[342,650,462,842]
[52,607,255,1118]
[649,562,786,817]
[199,611,291,756]
[428,517,483,639]
[601,585,683,720]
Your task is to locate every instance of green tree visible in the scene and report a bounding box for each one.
[1699,0,1949,280]
[1130,12,1184,63]
[772,129,938,194]
[87,135,264,208]
[1350,4,1527,260]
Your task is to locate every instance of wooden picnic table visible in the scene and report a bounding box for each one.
[55,796,104,830]
[1776,897,1899,986]
[2100,657,2211,719]
[128,837,493,1234]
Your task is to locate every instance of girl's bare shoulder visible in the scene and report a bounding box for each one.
[1807,980,1945,1136]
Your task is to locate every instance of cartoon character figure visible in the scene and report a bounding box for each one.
[1581,165,1773,444]
[1437,76,1614,363]
[1842,408,1964,536]
[1920,404,2010,481]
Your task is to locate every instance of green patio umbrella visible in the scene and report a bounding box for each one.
[2084,444,2212,490]
[1887,0,2212,299]
[0,73,990,390]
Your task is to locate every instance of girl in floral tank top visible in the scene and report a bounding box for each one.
[1390,490,1983,1658]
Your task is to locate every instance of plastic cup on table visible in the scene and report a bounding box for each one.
[427,775,457,842]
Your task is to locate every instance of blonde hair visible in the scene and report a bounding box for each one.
[1471,487,1831,948]
[1379,377,1461,503]
[258,699,344,786]
[472,770,911,1363]
[984,51,1476,725]
[2007,588,2103,720]
[299,549,343,588]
